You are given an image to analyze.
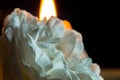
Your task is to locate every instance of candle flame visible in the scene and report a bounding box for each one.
[39,0,57,20]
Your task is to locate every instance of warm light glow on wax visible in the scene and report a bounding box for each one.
[63,20,73,30]
[39,0,57,20]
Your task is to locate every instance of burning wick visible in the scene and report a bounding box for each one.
[39,0,72,30]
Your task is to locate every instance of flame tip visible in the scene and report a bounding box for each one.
[39,0,57,20]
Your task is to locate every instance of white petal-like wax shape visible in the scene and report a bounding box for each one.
[0,8,103,80]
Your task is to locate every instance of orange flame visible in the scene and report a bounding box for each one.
[39,0,57,20]
[63,20,73,30]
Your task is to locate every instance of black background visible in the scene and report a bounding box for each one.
[0,0,119,68]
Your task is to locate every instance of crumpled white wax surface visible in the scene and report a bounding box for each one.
[0,8,103,80]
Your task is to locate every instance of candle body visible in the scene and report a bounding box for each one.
[0,8,103,80]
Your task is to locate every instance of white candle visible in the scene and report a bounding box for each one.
[0,0,103,80]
